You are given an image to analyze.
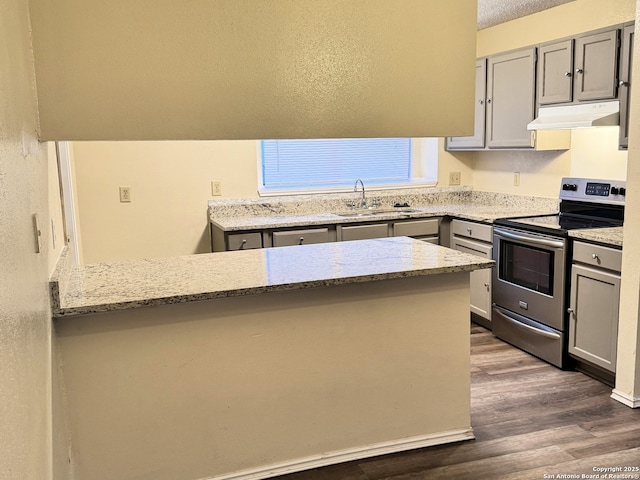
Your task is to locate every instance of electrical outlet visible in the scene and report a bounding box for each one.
[119,186,132,203]
[449,172,461,185]
[211,181,222,196]
[513,172,520,186]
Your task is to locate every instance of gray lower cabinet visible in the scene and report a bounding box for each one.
[450,219,493,327]
[338,223,389,242]
[212,216,443,251]
[393,218,440,244]
[217,231,262,251]
[272,228,329,247]
[568,241,622,373]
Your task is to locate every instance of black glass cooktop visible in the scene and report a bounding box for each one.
[495,213,623,236]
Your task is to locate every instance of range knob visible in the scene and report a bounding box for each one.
[611,186,620,195]
[562,183,578,191]
[619,187,626,196]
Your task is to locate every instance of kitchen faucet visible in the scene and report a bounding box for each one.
[354,179,367,208]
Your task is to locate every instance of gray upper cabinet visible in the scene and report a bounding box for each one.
[574,29,620,102]
[538,29,620,106]
[486,47,537,148]
[446,59,487,150]
[619,23,634,149]
[538,39,574,105]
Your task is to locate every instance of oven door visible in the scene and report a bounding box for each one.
[493,227,567,330]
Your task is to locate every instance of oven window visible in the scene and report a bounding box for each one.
[499,241,554,295]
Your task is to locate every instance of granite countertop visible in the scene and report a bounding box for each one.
[209,189,560,232]
[211,204,564,231]
[569,227,624,247]
[50,237,494,318]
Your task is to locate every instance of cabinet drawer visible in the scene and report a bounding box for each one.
[393,218,439,237]
[340,223,388,241]
[573,241,621,272]
[273,228,329,247]
[227,232,262,250]
[451,236,492,259]
[451,219,493,243]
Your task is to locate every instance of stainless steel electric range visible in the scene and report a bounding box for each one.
[492,177,625,369]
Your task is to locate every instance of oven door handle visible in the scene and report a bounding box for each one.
[494,227,565,249]
[494,308,562,340]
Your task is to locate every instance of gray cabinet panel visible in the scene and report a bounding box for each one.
[619,23,634,149]
[393,218,439,237]
[272,228,330,247]
[486,48,536,148]
[574,29,619,102]
[447,58,487,149]
[227,232,262,250]
[538,40,574,105]
[339,223,389,241]
[569,264,620,372]
[450,219,493,325]
[572,241,622,272]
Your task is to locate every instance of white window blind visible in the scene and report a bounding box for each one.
[261,138,412,191]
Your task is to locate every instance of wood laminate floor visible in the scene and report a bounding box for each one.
[276,323,640,480]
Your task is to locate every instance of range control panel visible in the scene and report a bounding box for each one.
[560,177,626,205]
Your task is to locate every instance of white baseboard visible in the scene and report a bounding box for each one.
[611,389,640,408]
[202,428,475,480]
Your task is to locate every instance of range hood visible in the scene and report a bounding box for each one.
[527,101,619,130]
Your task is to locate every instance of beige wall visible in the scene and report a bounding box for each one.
[476,0,636,57]
[72,140,258,263]
[29,0,477,141]
[0,1,68,478]
[616,8,640,402]
[470,127,628,197]
[55,274,472,480]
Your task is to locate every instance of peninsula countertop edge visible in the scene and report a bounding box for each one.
[50,237,494,318]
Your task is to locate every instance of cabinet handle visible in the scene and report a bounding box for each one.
[564,71,572,77]
[486,98,492,104]
[467,228,473,235]
[592,253,599,260]
[567,307,574,314]
[484,283,490,289]
[575,68,584,74]
[619,80,629,87]
[240,239,247,249]
[299,237,304,245]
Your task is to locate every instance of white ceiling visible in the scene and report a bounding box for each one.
[477,0,576,30]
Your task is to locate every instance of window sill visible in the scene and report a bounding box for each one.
[258,180,438,197]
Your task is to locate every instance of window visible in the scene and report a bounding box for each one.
[259,138,438,195]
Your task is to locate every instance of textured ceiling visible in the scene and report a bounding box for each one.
[477,0,576,30]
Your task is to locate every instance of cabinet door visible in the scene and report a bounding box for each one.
[568,264,620,372]
[619,23,634,149]
[447,58,487,149]
[450,236,492,321]
[486,48,536,148]
[538,40,574,105]
[574,29,619,102]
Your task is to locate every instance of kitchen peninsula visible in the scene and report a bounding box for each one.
[51,237,492,480]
